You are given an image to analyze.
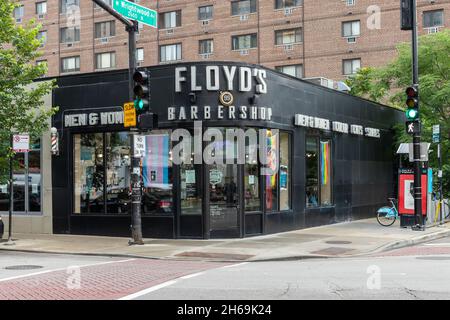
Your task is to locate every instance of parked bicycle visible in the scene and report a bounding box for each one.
[377,198,399,226]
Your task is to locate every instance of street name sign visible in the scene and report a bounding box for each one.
[12,134,30,153]
[113,0,157,28]
[123,102,137,128]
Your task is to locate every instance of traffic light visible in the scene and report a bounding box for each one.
[405,86,419,121]
[133,69,150,115]
[400,0,413,30]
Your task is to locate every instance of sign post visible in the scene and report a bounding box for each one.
[433,125,443,224]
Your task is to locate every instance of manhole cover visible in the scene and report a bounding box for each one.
[4,265,44,270]
[415,256,450,261]
[325,240,352,245]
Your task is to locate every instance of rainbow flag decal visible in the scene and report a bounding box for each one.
[321,141,330,185]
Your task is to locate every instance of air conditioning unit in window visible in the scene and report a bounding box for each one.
[239,49,249,56]
[100,37,109,43]
[284,44,294,51]
[38,14,45,19]
[346,37,356,43]
[201,20,210,26]
[67,43,73,47]
[239,15,249,21]
[15,18,22,23]
[284,8,293,16]
[166,29,174,35]
[427,26,440,34]
[137,61,142,67]
[200,53,211,59]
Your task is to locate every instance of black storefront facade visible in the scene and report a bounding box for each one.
[51,62,402,239]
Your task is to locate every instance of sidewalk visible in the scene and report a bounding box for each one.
[1,218,450,262]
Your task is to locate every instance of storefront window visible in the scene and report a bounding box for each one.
[306,136,333,208]
[106,132,130,214]
[265,130,279,212]
[142,131,173,215]
[279,132,290,210]
[306,137,319,207]
[12,153,26,212]
[245,135,260,212]
[28,140,41,212]
[181,164,202,216]
[74,133,104,214]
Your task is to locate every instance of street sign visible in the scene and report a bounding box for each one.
[133,134,146,158]
[432,124,440,143]
[113,0,157,28]
[12,134,30,153]
[406,120,420,135]
[123,102,137,128]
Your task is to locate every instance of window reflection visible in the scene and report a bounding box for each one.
[279,132,290,211]
[306,137,319,207]
[28,140,41,212]
[74,133,105,213]
[265,130,278,212]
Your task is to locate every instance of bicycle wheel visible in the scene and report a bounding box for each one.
[377,207,397,226]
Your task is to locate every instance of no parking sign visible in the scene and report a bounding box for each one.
[12,134,30,153]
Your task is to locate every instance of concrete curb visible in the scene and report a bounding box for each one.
[1,226,449,263]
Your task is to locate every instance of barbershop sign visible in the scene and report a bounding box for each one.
[294,114,381,138]
[168,65,272,121]
[64,109,124,128]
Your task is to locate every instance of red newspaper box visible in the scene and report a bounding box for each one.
[398,168,427,226]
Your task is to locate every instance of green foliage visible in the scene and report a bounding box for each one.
[346,30,450,198]
[0,0,57,184]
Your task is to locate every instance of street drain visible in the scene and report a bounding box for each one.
[325,241,352,245]
[4,265,44,270]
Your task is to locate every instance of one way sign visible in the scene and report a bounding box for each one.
[406,120,421,135]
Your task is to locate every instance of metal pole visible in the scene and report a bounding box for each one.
[438,142,443,224]
[411,0,423,230]
[6,134,15,245]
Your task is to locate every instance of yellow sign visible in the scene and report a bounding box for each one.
[123,102,136,128]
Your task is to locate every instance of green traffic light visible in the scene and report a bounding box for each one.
[134,99,144,110]
[406,108,419,120]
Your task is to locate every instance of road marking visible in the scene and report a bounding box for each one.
[0,258,135,283]
[118,280,178,300]
[222,262,249,269]
[180,272,205,280]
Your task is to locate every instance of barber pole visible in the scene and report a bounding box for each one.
[50,127,59,155]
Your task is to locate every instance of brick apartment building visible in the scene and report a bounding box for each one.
[13,0,450,82]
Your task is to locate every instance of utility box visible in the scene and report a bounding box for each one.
[398,168,428,227]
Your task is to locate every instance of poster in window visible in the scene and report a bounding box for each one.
[143,134,170,189]
[280,165,287,189]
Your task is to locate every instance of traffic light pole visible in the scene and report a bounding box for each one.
[411,0,424,230]
[91,0,143,244]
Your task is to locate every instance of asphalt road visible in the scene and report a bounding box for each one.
[0,236,449,300]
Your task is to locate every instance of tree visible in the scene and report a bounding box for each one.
[346,30,450,198]
[0,0,57,184]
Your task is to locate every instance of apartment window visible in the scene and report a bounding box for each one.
[137,48,144,62]
[159,11,181,29]
[37,31,47,46]
[275,28,302,45]
[346,0,355,6]
[36,1,47,15]
[343,58,361,75]
[94,0,112,8]
[232,34,257,50]
[275,0,302,9]
[276,65,303,78]
[60,26,80,43]
[231,0,257,16]
[199,39,214,54]
[160,44,182,62]
[36,59,47,67]
[13,5,24,21]
[342,20,360,37]
[61,56,80,73]
[423,10,444,28]
[198,5,213,20]
[95,21,115,38]
[95,52,116,69]
[60,0,80,14]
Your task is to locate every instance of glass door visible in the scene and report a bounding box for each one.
[208,163,240,237]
